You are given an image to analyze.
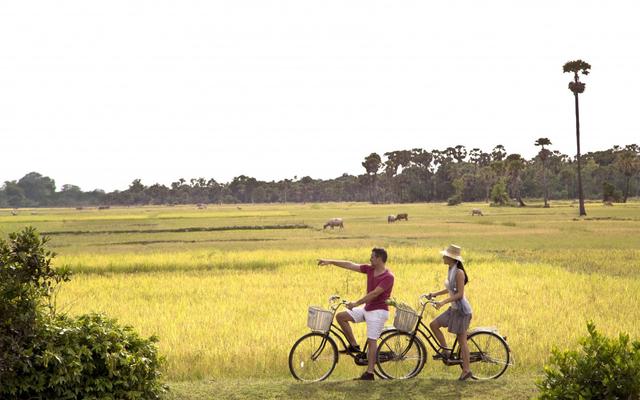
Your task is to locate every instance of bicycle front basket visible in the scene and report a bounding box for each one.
[307,306,333,333]
[393,304,418,333]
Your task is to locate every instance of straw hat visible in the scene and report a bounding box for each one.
[440,244,463,262]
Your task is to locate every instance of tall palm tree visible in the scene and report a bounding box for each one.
[563,59,591,216]
[535,138,552,208]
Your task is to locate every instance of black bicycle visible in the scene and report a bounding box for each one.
[376,294,512,380]
[288,295,395,382]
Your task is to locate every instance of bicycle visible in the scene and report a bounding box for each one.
[376,294,512,380]
[288,295,395,382]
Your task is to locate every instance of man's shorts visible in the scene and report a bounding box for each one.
[346,307,389,340]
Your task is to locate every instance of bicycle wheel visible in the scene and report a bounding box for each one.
[375,331,427,380]
[288,332,338,382]
[466,331,510,379]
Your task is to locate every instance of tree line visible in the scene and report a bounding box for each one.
[1,142,639,208]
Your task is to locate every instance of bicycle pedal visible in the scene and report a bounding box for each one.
[354,354,368,366]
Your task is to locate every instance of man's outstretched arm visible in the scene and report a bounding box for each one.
[317,259,361,272]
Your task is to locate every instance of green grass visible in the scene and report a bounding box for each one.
[165,374,539,400]
[2,200,640,399]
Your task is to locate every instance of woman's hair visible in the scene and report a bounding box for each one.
[456,260,469,285]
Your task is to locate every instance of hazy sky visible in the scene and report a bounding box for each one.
[1,1,638,192]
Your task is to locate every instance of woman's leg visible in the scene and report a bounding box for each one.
[457,332,471,375]
[429,319,448,349]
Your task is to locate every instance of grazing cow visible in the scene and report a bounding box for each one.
[76,207,84,210]
[395,213,408,221]
[471,208,484,216]
[324,218,344,229]
[387,215,397,223]
[197,203,207,209]
[603,201,613,206]
[11,210,17,216]
[98,206,110,210]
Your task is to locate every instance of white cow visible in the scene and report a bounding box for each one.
[471,208,484,216]
[387,215,397,223]
[324,218,344,229]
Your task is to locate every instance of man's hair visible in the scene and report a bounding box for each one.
[371,247,388,263]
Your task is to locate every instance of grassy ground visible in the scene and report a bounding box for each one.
[165,374,539,400]
[2,200,639,399]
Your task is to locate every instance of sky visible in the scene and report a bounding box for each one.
[1,1,639,192]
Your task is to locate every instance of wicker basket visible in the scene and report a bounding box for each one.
[307,306,333,332]
[393,304,418,333]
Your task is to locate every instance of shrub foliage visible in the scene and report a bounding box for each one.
[538,322,640,399]
[0,227,165,399]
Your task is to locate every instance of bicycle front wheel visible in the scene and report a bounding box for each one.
[375,331,426,380]
[466,331,510,380]
[288,332,338,382]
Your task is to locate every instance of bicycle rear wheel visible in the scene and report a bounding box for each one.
[466,331,510,379]
[288,332,338,382]
[375,331,426,380]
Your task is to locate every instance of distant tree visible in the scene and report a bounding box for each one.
[564,59,591,216]
[490,178,509,205]
[16,172,56,206]
[3,181,26,208]
[614,150,640,202]
[452,145,467,163]
[362,153,382,203]
[535,138,553,207]
[506,154,526,206]
[491,145,507,162]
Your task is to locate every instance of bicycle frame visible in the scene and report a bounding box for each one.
[311,296,393,363]
[400,296,462,362]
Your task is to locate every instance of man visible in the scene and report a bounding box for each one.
[317,247,395,381]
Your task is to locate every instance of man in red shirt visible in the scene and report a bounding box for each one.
[317,247,395,381]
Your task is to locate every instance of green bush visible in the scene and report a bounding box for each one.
[447,194,462,206]
[490,179,509,206]
[602,181,623,202]
[0,227,165,399]
[538,322,640,400]
[7,313,165,399]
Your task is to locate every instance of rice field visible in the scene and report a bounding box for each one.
[2,201,639,383]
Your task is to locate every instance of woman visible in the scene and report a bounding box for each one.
[427,244,473,381]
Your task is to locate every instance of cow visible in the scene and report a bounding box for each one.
[324,218,344,229]
[603,201,613,206]
[395,213,408,221]
[387,215,397,223]
[11,210,17,216]
[98,206,110,210]
[197,203,207,209]
[471,208,484,216]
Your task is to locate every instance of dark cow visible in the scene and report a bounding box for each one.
[395,213,408,221]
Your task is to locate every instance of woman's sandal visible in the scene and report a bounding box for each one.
[458,371,473,381]
[432,350,451,360]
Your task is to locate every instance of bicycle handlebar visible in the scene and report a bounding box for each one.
[419,294,438,308]
[328,294,349,311]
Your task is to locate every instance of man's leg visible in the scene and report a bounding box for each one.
[366,338,377,374]
[336,311,358,347]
